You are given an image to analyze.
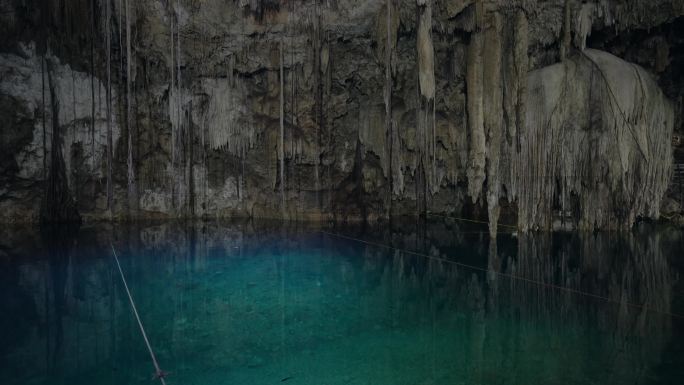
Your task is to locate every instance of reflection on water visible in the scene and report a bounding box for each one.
[0,220,682,385]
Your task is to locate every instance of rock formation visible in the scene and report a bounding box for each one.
[0,0,682,232]
[518,49,673,231]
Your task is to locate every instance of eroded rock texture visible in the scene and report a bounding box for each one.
[0,0,682,231]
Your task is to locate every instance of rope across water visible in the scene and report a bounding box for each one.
[319,230,683,320]
[111,244,168,384]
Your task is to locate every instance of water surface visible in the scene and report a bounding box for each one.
[1,220,682,385]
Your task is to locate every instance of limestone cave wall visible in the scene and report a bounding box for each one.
[0,0,683,231]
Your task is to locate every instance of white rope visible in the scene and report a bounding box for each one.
[319,230,683,319]
[111,244,168,384]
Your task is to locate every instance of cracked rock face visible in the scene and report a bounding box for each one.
[0,0,682,232]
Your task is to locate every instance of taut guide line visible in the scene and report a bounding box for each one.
[111,244,169,384]
[425,211,518,230]
[319,230,684,320]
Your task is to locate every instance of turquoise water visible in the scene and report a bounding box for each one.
[1,220,683,385]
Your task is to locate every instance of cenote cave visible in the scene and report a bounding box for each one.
[1,1,684,384]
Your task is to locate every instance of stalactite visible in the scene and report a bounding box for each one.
[239,148,245,202]
[106,0,113,213]
[466,2,486,201]
[70,70,76,139]
[380,0,402,197]
[560,0,572,61]
[513,11,528,153]
[42,56,47,182]
[202,76,255,155]
[290,55,297,214]
[575,2,596,51]
[385,0,393,211]
[175,0,184,213]
[125,0,136,213]
[279,40,286,217]
[503,9,529,212]
[170,11,175,167]
[200,117,207,217]
[286,0,295,213]
[167,1,187,213]
[417,0,435,101]
[432,97,436,192]
[483,13,503,236]
[186,101,194,217]
[465,4,531,236]
[89,0,96,192]
[313,0,322,210]
[41,60,80,223]
[176,0,182,136]
[415,98,428,215]
[518,49,674,231]
[323,35,333,215]
[416,0,437,206]
[0,0,673,228]
[118,0,123,88]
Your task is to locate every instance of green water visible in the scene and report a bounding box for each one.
[1,220,682,385]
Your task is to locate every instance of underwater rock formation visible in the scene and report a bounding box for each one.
[0,0,682,231]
